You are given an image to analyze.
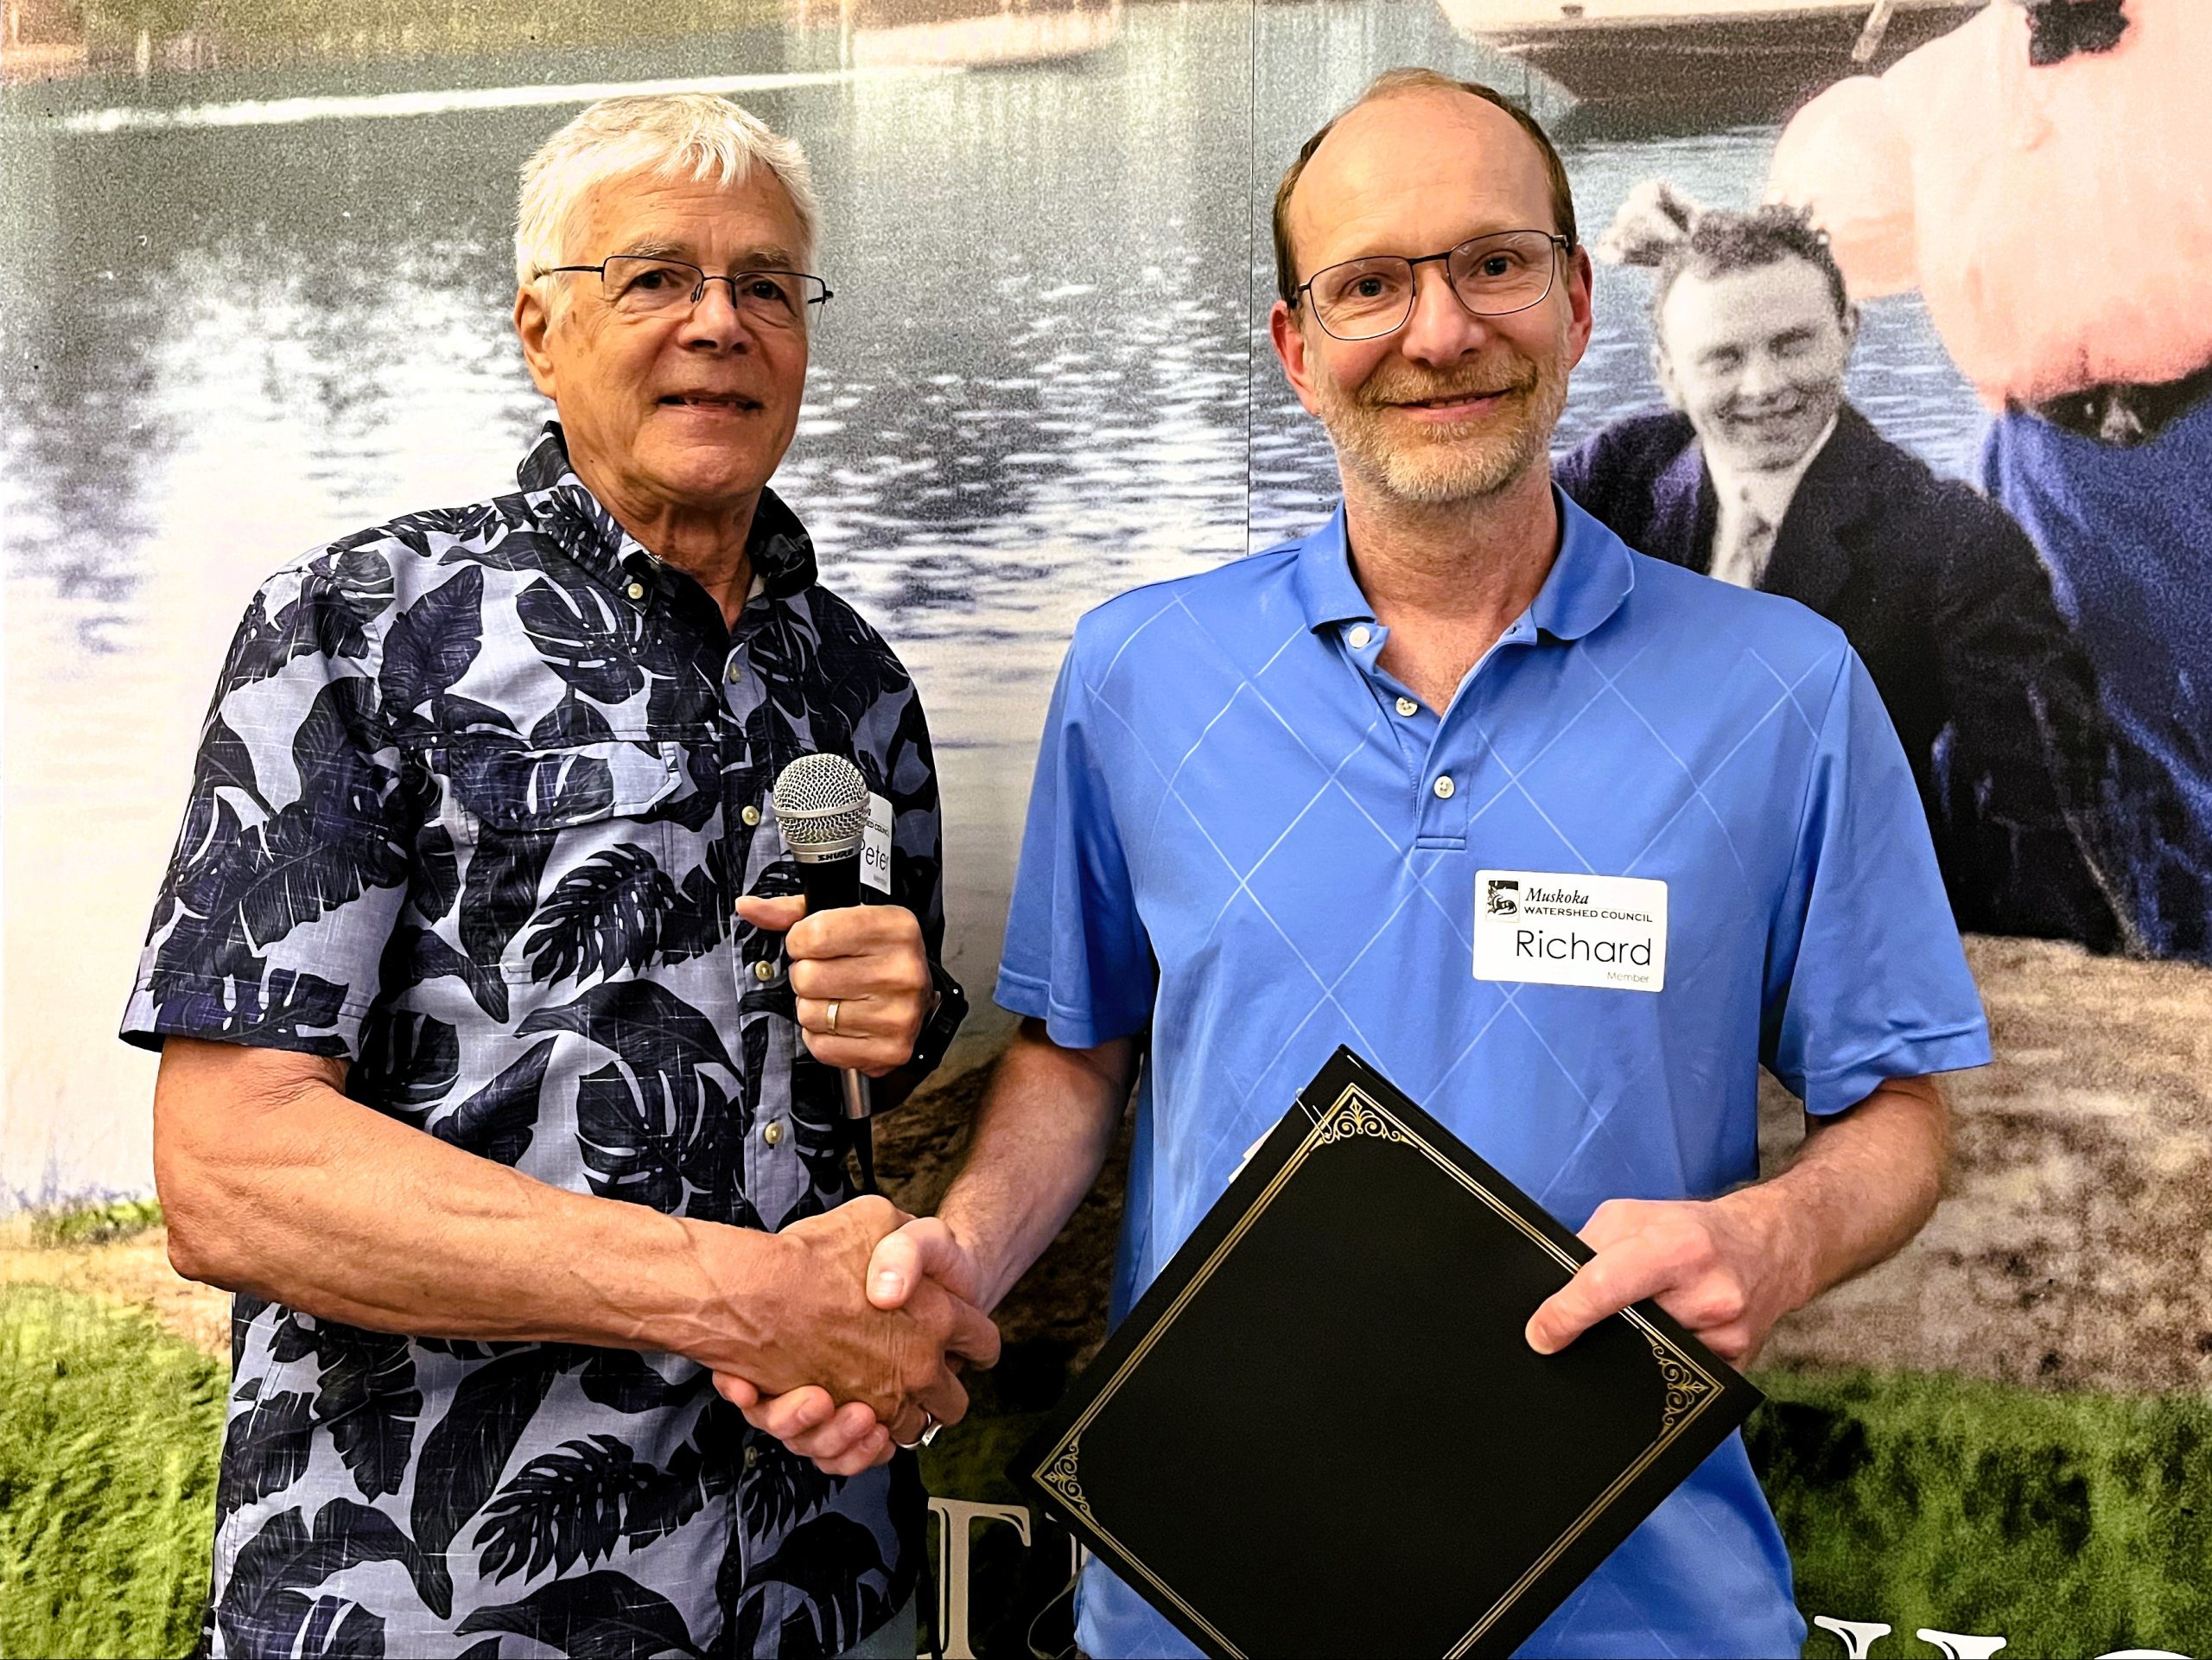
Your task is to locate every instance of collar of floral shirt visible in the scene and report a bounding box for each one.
[514,420,820,610]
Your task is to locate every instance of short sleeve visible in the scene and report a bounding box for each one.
[994,636,1154,1048]
[1763,650,1993,1115]
[120,544,410,1059]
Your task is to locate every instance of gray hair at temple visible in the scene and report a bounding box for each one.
[515,92,821,313]
[1599,181,1848,328]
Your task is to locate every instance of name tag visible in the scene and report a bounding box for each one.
[1473,870,1668,993]
[861,792,893,898]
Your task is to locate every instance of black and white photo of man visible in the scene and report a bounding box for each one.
[1557,187,2124,950]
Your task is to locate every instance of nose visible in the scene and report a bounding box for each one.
[1735,349,1785,404]
[1396,260,1495,366]
[678,277,749,352]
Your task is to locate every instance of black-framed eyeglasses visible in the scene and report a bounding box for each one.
[546,255,833,328]
[1293,230,1573,341]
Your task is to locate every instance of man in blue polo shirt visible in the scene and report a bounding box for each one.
[721,67,1988,1657]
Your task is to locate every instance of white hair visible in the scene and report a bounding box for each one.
[514,92,821,310]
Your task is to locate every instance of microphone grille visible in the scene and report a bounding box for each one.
[772,752,870,849]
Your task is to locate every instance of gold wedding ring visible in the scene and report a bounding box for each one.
[825,999,840,1035]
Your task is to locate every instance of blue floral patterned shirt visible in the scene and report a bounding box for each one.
[122,423,948,1659]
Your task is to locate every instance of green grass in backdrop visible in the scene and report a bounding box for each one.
[3,1290,2208,1658]
[0,1286,224,1660]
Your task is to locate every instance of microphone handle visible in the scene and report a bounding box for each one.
[791,849,876,1193]
[795,850,864,916]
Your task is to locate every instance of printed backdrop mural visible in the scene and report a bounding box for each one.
[3,1,2210,1653]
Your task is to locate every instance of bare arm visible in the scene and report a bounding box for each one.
[1526,1073,1949,1366]
[937,1018,1137,1311]
[716,1017,1135,1470]
[154,1036,995,1427]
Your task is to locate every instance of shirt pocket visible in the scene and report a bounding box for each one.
[436,735,687,984]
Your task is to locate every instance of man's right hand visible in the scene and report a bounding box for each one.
[689,1199,996,1451]
[714,1215,979,1475]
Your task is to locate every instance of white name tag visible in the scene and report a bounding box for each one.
[861,792,893,898]
[1473,870,1668,993]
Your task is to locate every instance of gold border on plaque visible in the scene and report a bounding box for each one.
[1028,1080,1730,1660]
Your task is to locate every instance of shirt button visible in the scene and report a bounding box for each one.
[744,1444,760,1470]
[761,1121,784,1147]
[625,580,645,601]
[1395,696,1418,718]
[1348,624,1373,649]
[753,959,775,983]
[1433,775,1456,800]
[724,660,743,684]
[741,805,761,827]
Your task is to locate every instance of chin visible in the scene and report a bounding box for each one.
[1724,424,1822,472]
[1377,431,1543,505]
[647,445,774,502]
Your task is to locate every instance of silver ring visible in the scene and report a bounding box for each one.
[825,999,840,1035]
[893,1409,941,1451]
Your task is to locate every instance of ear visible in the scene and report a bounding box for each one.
[1269,299,1325,417]
[1650,340,1687,413]
[514,283,559,400]
[1561,243,1597,370]
[1839,301,1860,350]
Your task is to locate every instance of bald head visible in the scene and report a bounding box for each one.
[1272,72,1577,305]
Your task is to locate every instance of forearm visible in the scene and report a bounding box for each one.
[935,1019,1134,1312]
[1719,1073,1948,1313]
[155,1039,778,1365]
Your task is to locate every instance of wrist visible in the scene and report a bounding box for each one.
[1715,1183,1821,1317]
[936,1194,1016,1314]
[649,1216,791,1374]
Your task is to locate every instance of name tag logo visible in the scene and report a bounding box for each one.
[1473,870,1668,993]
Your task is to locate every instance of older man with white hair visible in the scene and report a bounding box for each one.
[123,93,988,1658]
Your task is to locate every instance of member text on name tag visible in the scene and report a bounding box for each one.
[1472,870,1668,992]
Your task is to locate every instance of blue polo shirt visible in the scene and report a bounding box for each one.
[995,493,1990,1658]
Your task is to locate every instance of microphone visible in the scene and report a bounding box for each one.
[770,753,879,1192]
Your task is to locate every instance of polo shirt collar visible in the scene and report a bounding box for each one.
[515,420,820,601]
[1293,487,1636,641]
[1535,489,1637,641]
[1293,504,1375,631]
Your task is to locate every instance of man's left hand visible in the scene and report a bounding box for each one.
[1523,1193,1811,1368]
[734,894,932,1078]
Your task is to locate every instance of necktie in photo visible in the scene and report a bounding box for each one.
[1713,493,1778,589]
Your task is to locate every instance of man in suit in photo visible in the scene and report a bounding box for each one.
[1557,195,2123,949]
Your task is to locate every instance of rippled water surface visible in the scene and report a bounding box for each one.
[0,1,1983,1199]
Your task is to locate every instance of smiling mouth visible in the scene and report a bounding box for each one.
[660,393,761,411]
[1390,385,1518,410]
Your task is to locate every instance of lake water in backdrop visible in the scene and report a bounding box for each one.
[0,0,1983,1201]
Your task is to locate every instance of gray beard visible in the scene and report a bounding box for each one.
[1337,402,1553,506]
[1314,342,1573,511]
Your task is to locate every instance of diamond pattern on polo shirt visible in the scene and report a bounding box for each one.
[1509,696,1696,875]
[1238,767,1405,988]
[1088,599,1259,772]
[1458,766,1592,874]
[1592,638,1836,900]
[1136,786,1253,957]
[1160,680,1342,879]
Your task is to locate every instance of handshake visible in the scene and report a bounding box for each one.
[705,1195,998,1476]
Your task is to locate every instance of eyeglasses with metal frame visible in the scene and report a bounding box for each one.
[546,255,834,327]
[1292,230,1573,342]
